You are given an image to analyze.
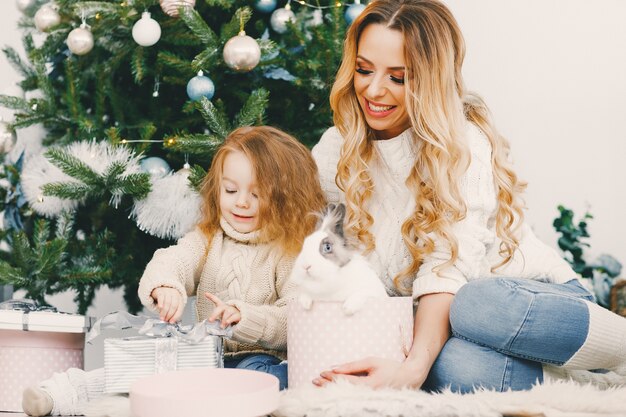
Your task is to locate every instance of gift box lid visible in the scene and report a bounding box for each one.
[0,309,92,333]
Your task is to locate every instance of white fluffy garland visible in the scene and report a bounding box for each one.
[21,141,143,217]
[131,169,202,240]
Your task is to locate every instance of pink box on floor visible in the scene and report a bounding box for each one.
[0,308,91,412]
[287,297,414,389]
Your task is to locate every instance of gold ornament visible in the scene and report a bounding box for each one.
[159,0,196,17]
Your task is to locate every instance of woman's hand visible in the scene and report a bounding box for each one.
[151,287,184,323]
[313,356,429,389]
[205,292,241,328]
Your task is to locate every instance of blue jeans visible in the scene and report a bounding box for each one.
[422,278,594,393]
[224,354,288,390]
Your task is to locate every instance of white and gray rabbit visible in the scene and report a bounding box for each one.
[291,203,388,315]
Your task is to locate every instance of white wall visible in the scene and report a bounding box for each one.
[1,1,625,366]
[446,0,626,268]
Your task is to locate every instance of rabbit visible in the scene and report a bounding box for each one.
[291,203,388,315]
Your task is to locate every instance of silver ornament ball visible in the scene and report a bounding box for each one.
[345,2,366,24]
[159,0,195,18]
[270,7,296,34]
[254,0,277,14]
[186,71,215,101]
[34,4,61,32]
[223,33,261,72]
[0,120,17,154]
[140,157,171,179]
[67,25,94,55]
[16,0,36,12]
[132,12,161,47]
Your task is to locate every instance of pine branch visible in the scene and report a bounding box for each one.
[70,1,122,16]
[42,181,93,200]
[131,47,146,83]
[189,164,207,191]
[0,94,30,111]
[139,123,157,141]
[0,262,27,286]
[2,46,34,79]
[65,60,84,120]
[44,148,101,185]
[195,97,230,139]
[36,239,66,280]
[33,219,51,250]
[157,51,194,74]
[11,114,50,129]
[258,39,279,60]
[116,173,151,200]
[180,7,219,47]
[221,7,253,40]
[191,47,220,72]
[166,133,223,155]
[234,88,269,127]
[8,231,31,271]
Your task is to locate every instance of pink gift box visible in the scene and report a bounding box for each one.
[287,297,414,389]
[130,368,279,417]
[0,309,90,412]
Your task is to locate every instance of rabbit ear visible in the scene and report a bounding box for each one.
[332,204,346,238]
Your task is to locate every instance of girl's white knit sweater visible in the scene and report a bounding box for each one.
[312,124,576,298]
[138,218,296,360]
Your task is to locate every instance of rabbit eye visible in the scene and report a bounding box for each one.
[322,242,332,254]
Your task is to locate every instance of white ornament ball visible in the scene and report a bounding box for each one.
[16,0,36,12]
[270,7,296,34]
[255,0,277,14]
[345,2,366,25]
[159,0,195,18]
[223,33,261,72]
[140,156,171,178]
[0,120,17,154]
[67,24,94,55]
[34,4,61,32]
[132,12,161,47]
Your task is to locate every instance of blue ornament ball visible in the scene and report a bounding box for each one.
[255,0,277,14]
[140,157,171,178]
[186,71,215,101]
[344,3,366,25]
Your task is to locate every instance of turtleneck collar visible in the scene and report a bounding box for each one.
[219,217,263,244]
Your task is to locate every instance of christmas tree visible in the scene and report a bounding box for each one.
[0,0,363,313]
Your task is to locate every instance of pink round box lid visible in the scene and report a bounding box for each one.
[130,368,279,417]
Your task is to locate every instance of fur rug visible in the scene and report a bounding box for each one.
[84,380,626,417]
[275,380,626,417]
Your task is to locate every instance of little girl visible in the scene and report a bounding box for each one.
[22,126,326,415]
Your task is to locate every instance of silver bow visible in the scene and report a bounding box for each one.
[86,311,233,344]
[0,299,58,312]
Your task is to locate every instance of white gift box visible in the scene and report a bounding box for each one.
[287,297,414,389]
[104,335,222,394]
[0,308,91,412]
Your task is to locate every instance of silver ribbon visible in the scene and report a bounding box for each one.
[86,311,233,344]
[155,338,178,374]
[0,299,60,331]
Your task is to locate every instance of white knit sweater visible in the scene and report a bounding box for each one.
[312,124,576,298]
[137,218,297,360]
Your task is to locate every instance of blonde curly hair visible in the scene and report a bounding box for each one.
[330,0,527,291]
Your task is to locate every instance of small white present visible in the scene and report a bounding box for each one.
[88,312,230,394]
[0,300,92,412]
[104,335,222,393]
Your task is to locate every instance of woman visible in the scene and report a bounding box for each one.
[312,0,626,393]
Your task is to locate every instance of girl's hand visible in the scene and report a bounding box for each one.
[205,292,241,328]
[313,357,428,390]
[151,287,184,323]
